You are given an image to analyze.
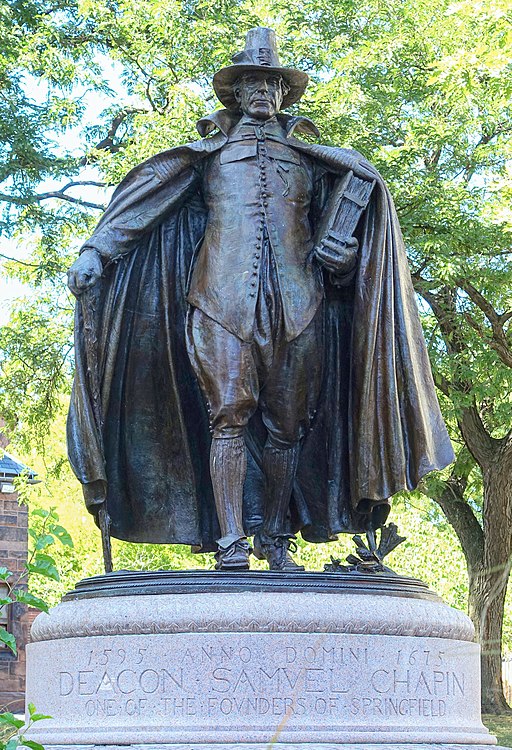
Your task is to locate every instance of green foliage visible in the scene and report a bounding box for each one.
[0,0,511,700]
[11,591,48,614]
[0,0,510,458]
[0,504,73,653]
[24,507,75,588]
[0,703,50,750]
[0,630,16,656]
[0,0,107,231]
[0,504,69,746]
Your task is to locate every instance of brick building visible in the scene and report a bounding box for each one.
[0,448,37,713]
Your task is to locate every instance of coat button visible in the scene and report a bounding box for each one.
[253,262,258,268]
[250,292,256,297]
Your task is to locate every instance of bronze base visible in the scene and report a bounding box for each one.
[64,568,440,602]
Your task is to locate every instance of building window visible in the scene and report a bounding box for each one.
[0,581,11,649]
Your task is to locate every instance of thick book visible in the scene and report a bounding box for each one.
[314,170,376,279]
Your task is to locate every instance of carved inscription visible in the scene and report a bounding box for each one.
[50,635,470,725]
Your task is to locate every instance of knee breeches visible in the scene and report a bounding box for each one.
[186,306,323,447]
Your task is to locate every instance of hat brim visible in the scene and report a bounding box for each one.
[213,65,309,111]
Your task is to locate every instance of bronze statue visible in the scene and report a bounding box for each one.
[67,28,454,572]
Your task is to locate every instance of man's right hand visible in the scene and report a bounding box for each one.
[67,249,103,296]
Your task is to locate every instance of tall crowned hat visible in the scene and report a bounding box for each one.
[213,27,309,111]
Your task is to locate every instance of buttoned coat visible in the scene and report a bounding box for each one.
[67,109,454,549]
[188,118,326,342]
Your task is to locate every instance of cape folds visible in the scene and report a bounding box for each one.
[67,111,454,549]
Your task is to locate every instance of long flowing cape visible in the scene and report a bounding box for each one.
[67,117,454,549]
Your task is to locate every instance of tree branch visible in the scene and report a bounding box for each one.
[0,253,39,268]
[413,276,463,355]
[458,405,496,470]
[432,370,451,398]
[0,181,107,211]
[463,122,512,182]
[424,451,484,572]
[35,186,106,211]
[413,273,496,468]
[80,106,148,164]
[457,278,512,369]
[424,146,442,170]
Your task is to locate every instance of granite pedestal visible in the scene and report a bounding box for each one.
[25,571,504,749]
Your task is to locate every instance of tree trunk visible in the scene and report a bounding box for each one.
[469,444,512,714]
[432,441,512,713]
[469,566,511,713]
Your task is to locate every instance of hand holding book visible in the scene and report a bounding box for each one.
[313,170,375,283]
[315,233,359,275]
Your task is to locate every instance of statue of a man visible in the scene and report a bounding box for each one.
[67,28,454,572]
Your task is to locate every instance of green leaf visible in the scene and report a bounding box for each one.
[33,553,56,565]
[12,591,48,613]
[6,739,19,750]
[0,713,24,729]
[20,740,46,750]
[30,509,50,519]
[27,714,51,723]
[34,535,55,551]
[0,567,12,581]
[26,562,59,582]
[25,704,51,722]
[26,554,59,582]
[50,525,73,547]
[0,630,17,655]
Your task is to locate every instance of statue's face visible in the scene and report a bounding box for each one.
[233,72,288,120]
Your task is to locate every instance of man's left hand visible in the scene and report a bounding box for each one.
[315,236,359,275]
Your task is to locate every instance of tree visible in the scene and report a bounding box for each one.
[0,0,511,712]
[287,0,512,711]
[324,1,512,712]
[0,0,113,228]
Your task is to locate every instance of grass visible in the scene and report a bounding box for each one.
[484,714,512,748]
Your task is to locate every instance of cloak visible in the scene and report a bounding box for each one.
[67,110,454,550]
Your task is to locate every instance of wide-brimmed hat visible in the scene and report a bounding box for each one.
[213,27,309,111]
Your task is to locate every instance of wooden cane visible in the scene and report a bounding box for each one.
[81,286,113,574]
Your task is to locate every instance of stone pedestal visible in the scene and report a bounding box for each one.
[25,570,502,748]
